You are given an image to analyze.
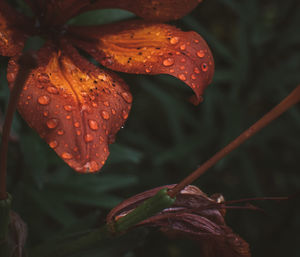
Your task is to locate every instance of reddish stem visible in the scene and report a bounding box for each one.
[0,53,36,200]
[168,85,300,198]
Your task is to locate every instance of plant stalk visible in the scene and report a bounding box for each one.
[0,53,36,200]
[168,85,300,198]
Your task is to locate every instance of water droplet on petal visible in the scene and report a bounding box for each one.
[121,92,133,103]
[191,74,197,80]
[99,136,104,144]
[103,101,110,107]
[101,110,110,120]
[122,110,128,119]
[74,122,80,128]
[49,140,58,148]
[197,50,205,58]
[43,111,49,117]
[163,58,175,67]
[194,67,200,74]
[201,63,208,72]
[145,68,151,73]
[88,120,99,130]
[38,73,50,83]
[84,134,94,142]
[170,37,179,44]
[46,118,58,129]
[46,86,58,94]
[178,74,186,81]
[57,129,64,135]
[64,105,72,112]
[180,44,186,50]
[84,161,99,172]
[62,152,73,160]
[38,95,50,105]
[66,115,71,120]
[76,130,81,136]
[111,109,116,115]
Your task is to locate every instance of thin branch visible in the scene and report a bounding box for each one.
[0,53,36,200]
[168,85,300,198]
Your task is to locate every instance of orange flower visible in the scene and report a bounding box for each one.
[1,0,214,173]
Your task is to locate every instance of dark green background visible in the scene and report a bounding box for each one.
[1,0,300,256]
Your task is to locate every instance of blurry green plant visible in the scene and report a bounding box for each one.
[0,0,300,257]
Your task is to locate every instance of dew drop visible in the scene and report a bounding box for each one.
[103,101,110,107]
[170,37,179,44]
[84,134,94,142]
[178,74,186,81]
[121,92,133,103]
[38,95,50,105]
[180,44,186,50]
[101,110,110,120]
[111,109,116,115]
[99,136,104,144]
[43,111,49,117]
[191,74,197,80]
[92,102,98,108]
[76,130,81,136]
[122,110,128,119]
[162,58,175,67]
[197,50,205,58]
[57,129,64,135]
[194,67,200,74]
[49,140,58,149]
[46,86,58,94]
[62,152,73,160]
[64,105,72,112]
[38,73,50,83]
[84,161,99,172]
[46,118,58,129]
[145,68,151,73]
[27,95,32,100]
[66,115,71,120]
[180,66,185,70]
[74,122,80,128]
[88,120,99,130]
[201,63,208,72]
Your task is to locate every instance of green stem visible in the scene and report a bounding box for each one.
[30,189,175,257]
[168,85,300,198]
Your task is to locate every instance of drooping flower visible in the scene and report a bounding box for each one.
[1,0,214,173]
[107,185,251,257]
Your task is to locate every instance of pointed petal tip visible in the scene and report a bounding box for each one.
[69,21,214,105]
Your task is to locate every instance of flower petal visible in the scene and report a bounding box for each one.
[68,21,214,104]
[81,0,203,22]
[7,43,131,173]
[0,2,28,56]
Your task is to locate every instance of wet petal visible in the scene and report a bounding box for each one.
[69,21,214,104]
[81,0,203,22]
[0,2,29,56]
[7,43,131,173]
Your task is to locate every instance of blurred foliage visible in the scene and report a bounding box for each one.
[1,0,300,256]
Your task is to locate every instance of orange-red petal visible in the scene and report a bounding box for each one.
[7,43,132,173]
[68,21,214,104]
[0,2,28,56]
[81,0,203,22]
